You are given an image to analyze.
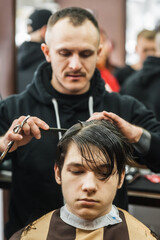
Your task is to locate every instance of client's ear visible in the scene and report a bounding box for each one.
[118,170,125,189]
[54,164,61,185]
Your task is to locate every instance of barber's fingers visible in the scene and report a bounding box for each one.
[103,111,143,143]
[102,112,135,130]
[8,116,49,140]
[87,111,111,121]
[87,111,142,143]
[0,116,49,153]
[6,117,25,141]
[20,116,49,139]
[88,110,131,134]
[102,111,124,125]
[87,111,125,125]
[7,131,23,142]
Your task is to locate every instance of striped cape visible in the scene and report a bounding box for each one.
[10,208,158,240]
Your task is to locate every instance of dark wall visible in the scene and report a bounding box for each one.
[56,0,126,67]
[0,0,16,98]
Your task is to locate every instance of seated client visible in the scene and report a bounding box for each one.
[10,120,158,240]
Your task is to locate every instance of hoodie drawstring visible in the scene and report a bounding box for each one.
[52,98,62,140]
[52,96,94,140]
[88,96,93,116]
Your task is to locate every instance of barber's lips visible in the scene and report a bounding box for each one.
[65,73,86,79]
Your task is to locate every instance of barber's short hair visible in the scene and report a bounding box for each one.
[55,120,133,182]
[47,7,99,32]
[137,29,156,41]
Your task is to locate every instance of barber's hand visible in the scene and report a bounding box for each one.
[88,111,143,143]
[0,116,49,152]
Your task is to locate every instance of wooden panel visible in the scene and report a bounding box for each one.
[0,2,15,239]
[128,190,160,208]
[0,0,16,98]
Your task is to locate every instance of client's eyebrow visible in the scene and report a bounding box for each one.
[66,162,109,171]
[67,163,83,168]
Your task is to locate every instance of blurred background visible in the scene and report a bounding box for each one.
[0,0,160,239]
[16,0,160,65]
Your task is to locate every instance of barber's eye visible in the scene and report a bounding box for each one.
[59,50,71,57]
[80,51,93,58]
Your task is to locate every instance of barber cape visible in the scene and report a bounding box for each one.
[10,206,157,240]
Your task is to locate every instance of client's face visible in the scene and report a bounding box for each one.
[55,142,124,220]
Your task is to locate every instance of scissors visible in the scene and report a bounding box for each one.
[0,115,68,163]
[0,115,30,163]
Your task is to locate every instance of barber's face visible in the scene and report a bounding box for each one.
[55,143,124,220]
[42,18,101,95]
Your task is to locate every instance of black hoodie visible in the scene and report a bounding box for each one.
[1,62,160,238]
[120,56,160,120]
[17,41,46,92]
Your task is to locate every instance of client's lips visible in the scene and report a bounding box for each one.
[78,198,99,207]
[79,198,99,203]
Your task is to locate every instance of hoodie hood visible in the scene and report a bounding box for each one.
[27,61,106,108]
[18,41,46,69]
[138,56,160,86]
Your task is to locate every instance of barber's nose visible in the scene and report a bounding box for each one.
[81,172,98,193]
[69,54,82,70]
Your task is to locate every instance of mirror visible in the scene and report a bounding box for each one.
[126,0,160,65]
[16,0,60,46]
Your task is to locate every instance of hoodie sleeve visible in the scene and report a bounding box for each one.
[123,95,160,172]
[106,93,160,172]
[0,99,11,135]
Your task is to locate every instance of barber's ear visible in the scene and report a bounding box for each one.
[41,43,51,62]
[118,171,125,189]
[96,44,102,62]
[54,164,61,185]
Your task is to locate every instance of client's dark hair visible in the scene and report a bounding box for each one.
[55,120,133,182]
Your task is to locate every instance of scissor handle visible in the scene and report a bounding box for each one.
[0,115,30,163]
